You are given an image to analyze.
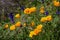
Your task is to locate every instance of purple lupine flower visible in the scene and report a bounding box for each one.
[45,11,49,15]
[9,13,14,23]
[14,0,25,10]
[41,0,44,3]
[56,11,60,14]
[20,5,25,10]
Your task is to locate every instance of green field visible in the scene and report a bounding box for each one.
[0,0,60,40]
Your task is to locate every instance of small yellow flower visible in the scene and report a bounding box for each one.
[24,8,31,14]
[29,31,34,38]
[15,22,21,27]
[10,25,16,30]
[40,10,45,14]
[4,24,8,29]
[29,33,33,38]
[23,23,26,27]
[30,21,35,27]
[40,17,47,22]
[46,15,52,21]
[40,6,45,13]
[40,6,44,10]
[36,24,43,30]
[15,14,20,18]
[53,1,60,7]
[30,7,36,12]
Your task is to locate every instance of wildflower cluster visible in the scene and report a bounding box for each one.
[29,24,43,37]
[24,7,36,14]
[1,0,60,39]
[4,14,21,30]
[40,15,52,22]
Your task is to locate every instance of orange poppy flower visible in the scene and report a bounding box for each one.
[15,22,21,27]
[10,25,16,30]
